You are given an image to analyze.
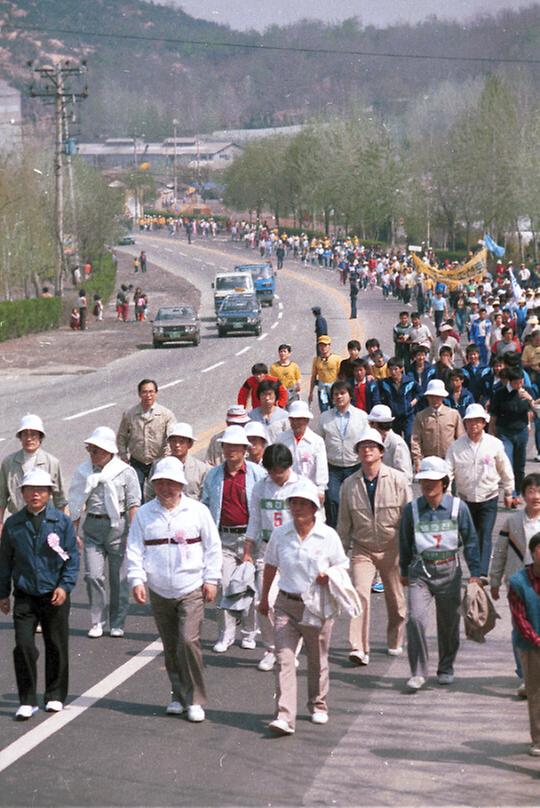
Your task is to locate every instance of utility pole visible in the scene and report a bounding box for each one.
[29,61,87,295]
[172,118,178,209]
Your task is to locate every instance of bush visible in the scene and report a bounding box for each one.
[0,297,62,343]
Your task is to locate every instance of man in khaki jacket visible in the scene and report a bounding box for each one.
[410,379,464,472]
[337,427,411,666]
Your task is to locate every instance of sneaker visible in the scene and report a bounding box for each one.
[88,624,104,639]
[349,650,369,666]
[35,622,42,634]
[437,673,454,685]
[110,628,125,638]
[529,745,540,757]
[388,647,403,656]
[268,718,294,736]
[166,701,184,716]
[535,455,540,463]
[406,676,426,691]
[311,711,329,725]
[45,700,63,712]
[15,705,39,720]
[213,638,234,653]
[371,581,385,593]
[241,638,257,650]
[187,705,205,723]
[517,682,527,699]
[258,651,276,672]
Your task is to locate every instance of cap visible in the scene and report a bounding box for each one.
[244,421,269,442]
[311,306,321,315]
[16,414,46,437]
[151,456,187,485]
[285,479,320,509]
[19,468,53,488]
[288,400,314,420]
[85,426,118,455]
[317,335,331,345]
[355,427,385,450]
[463,403,490,422]
[415,456,450,481]
[225,405,250,425]
[168,422,196,441]
[217,425,251,446]
[368,404,394,423]
[439,323,452,332]
[425,379,449,398]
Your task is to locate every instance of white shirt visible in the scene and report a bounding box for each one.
[277,427,329,492]
[246,471,299,549]
[445,432,515,502]
[265,518,348,595]
[127,495,222,599]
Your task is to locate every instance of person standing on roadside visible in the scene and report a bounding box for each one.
[350,275,359,319]
[78,288,88,331]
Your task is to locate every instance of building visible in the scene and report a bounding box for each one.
[77,136,243,172]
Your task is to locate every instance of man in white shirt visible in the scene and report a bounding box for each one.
[445,403,514,576]
[127,457,222,723]
[276,400,328,503]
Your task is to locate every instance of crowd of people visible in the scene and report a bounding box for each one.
[0,249,539,758]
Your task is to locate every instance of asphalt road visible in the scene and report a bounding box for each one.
[0,234,538,805]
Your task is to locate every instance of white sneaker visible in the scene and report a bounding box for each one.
[187,705,205,722]
[166,701,184,716]
[15,705,39,720]
[268,718,294,736]
[213,637,234,653]
[35,623,43,634]
[388,646,403,656]
[88,624,103,639]
[349,650,369,666]
[241,638,257,650]
[517,682,527,699]
[311,711,329,725]
[258,651,276,672]
[110,628,125,638]
[406,675,426,691]
[45,700,63,712]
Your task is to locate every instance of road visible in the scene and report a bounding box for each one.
[0,234,538,805]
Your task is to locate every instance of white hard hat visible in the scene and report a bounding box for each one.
[244,421,269,442]
[368,404,394,423]
[425,379,449,398]
[16,414,46,437]
[150,456,187,485]
[168,422,196,441]
[285,479,320,509]
[218,424,251,446]
[19,468,53,488]
[85,426,118,455]
[355,427,385,450]
[288,400,314,420]
[415,456,450,481]
[463,403,490,423]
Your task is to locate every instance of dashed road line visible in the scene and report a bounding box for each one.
[271,322,279,329]
[278,301,284,310]
[235,346,252,356]
[278,312,283,319]
[160,378,185,390]
[193,257,203,263]
[63,403,117,421]
[178,251,187,257]
[201,361,224,373]
[257,333,268,341]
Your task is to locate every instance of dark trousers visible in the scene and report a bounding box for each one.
[464,497,498,576]
[326,463,362,528]
[130,457,153,497]
[498,428,528,496]
[350,294,358,319]
[13,590,70,705]
[434,309,444,335]
[393,415,413,446]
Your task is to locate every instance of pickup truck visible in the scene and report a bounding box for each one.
[212,271,254,314]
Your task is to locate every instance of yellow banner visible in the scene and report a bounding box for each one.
[412,248,488,290]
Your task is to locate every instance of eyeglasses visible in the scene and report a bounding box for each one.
[85,445,101,454]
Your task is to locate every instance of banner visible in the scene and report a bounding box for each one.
[484,234,506,258]
[411,248,488,290]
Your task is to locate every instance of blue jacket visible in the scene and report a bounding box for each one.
[0,503,79,598]
[462,363,487,402]
[379,375,420,421]
[509,566,540,651]
[202,461,266,527]
[445,388,475,419]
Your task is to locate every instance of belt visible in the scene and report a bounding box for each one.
[279,590,302,601]
[144,536,201,546]
[87,512,125,520]
[220,526,247,534]
[422,551,457,564]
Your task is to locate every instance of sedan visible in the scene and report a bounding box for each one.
[152,306,201,347]
[217,294,262,337]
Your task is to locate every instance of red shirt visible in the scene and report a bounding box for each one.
[354,381,367,412]
[220,464,249,527]
[237,375,288,409]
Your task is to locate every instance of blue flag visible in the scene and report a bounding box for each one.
[484,234,505,258]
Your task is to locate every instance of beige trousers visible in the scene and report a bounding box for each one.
[349,548,406,653]
[521,647,540,746]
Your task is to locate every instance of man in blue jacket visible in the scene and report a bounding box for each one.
[0,469,79,720]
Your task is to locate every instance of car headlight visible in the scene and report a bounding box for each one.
[217,318,226,326]
[247,317,258,324]
[185,325,196,332]
[154,327,164,335]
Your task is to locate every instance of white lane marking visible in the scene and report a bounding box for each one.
[235,346,252,356]
[0,639,163,775]
[0,438,5,443]
[160,378,185,390]
[271,322,279,329]
[278,301,284,310]
[164,247,173,253]
[178,251,187,257]
[202,361,224,373]
[193,257,203,263]
[63,403,116,421]
[275,294,280,300]
[207,262,216,267]
[257,333,268,341]
[278,312,283,319]
[220,266,229,271]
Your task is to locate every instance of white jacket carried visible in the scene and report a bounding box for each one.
[301,565,362,627]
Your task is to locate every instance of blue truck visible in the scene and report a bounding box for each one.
[233,262,275,307]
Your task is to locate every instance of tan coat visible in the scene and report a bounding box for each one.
[117,402,176,465]
[0,448,67,514]
[337,463,411,555]
[411,404,464,470]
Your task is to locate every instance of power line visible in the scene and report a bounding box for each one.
[4,22,540,66]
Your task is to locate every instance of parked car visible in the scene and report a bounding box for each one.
[233,263,275,306]
[212,271,254,313]
[216,293,262,337]
[152,306,201,347]
[118,233,135,245]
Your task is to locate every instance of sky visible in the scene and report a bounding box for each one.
[164,0,537,31]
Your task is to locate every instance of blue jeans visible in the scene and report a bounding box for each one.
[498,427,529,496]
[326,463,361,527]
[464,497,498,576]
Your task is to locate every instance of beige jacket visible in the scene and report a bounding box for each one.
[314,406,368,467]
[337,463,411,555]
[117,403,176,465]
[145,454,209,501]
[445,432,514,502]
[411,405,464,470]
[0,448,67,514]
[489,511,531,588]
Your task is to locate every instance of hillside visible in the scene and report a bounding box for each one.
[0,0,539,138]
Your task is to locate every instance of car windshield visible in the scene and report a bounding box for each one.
[221,296,257,312]
[216,277,248,290]
[156,308,194,320]
[235,265,272,279]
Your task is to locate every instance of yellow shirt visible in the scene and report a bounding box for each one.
[270,361,302,389]
[522,343,540,371]
[371,363,389,380]
[311,354,342,384]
